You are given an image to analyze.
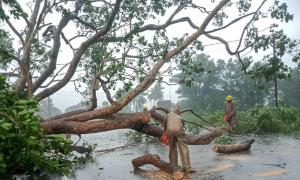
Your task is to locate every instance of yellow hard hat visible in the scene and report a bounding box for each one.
[226,95,233,101]
[143,104,148,111]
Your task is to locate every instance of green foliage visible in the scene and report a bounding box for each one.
[278,68,300,109]
[275,107,299,123]
[0,76,93,177]
[184,106,300,135]
[126,119,161,144]
[243,107,282,133]
[0,29,14,69]
[270,1,293,22]
[0,0,27,20]
[215,134,232,145]
[126,129,159,144]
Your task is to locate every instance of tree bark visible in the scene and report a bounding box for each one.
[212,139,255,154]
[41,109,223,145]
[42,112,150,134]
[132,154,184,180]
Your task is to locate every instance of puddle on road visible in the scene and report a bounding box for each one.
[203,162,235,173]
[216,154,254,161]
[266,148,300,155]
[256,168,288,177]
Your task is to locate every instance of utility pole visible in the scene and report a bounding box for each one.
[273,38,278,107]
[48,96,51,118]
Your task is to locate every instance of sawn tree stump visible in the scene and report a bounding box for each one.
[132,154,184,180]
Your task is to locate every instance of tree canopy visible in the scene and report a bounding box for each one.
[0,0,299,134]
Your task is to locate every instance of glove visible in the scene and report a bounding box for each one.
[224,115,230,121]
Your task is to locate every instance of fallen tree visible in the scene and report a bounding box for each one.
[43,109,224,145]
[2,0,294,143]
[212,139,255,154]
[37,0,230,138]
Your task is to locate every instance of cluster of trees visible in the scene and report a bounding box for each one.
[175,54,300,112]
[278,69,300,108]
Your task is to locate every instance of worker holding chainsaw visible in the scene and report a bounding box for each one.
[163,105,195,174]
[224,95,237,130]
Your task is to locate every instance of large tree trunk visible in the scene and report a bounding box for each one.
[212,139,255,154]
[41,110,223,145]
[42,112,150,134]
[132,154,184,180]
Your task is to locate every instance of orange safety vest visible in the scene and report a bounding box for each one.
[160,131,169,145]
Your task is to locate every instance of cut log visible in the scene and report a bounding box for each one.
[132,154,184,180]
[212,139,255,154]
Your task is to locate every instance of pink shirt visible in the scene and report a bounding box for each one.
[224,102,236,117]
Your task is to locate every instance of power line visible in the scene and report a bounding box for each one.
[203,39,243,47]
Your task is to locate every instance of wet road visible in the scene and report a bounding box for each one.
[51,131,300,180]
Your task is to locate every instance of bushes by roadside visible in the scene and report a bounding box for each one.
[183,106,300,135]
[0,75,92,178]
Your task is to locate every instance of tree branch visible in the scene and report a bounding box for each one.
[71,15,98,31]
[235,0,267,52]
[205,12,255,34]
[0,72,20,77]
[204,33,236,55]
[118,0,230,108]
[40,62,70,88]
[32,15,71,93]
[44,76,98,121]
[16,0,43,95]
[99,77,115,104]
[35,0,122,100]
[61,31,76,51]
[2,15,25,45]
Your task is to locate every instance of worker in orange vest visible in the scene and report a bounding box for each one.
[224,95,237,130]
